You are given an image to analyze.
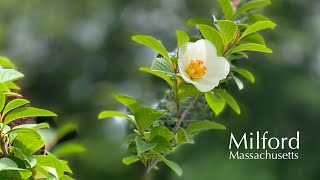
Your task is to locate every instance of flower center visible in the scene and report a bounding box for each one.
[186,60,207,79]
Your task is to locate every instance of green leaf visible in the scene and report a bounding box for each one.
[33,164,54,179]
[146,151,182,176]
[218,0,234,20]
[2,99,30,116]
[52,142,86,157]
[4,81,20,90]
[135,136,157,155]
[0,82,10,92]
[0,92,5,112]
[0,57,15,69]
[149,125,174,141]
[3,107,57,126]
[205,92,226,116]
[10,147,36,168]
[12,128,45,154]
[114,94,138,112]
[178,84,202,100]
[56,122,77,141]
[176,30,190,48]
[241,21,276,38]
[235,0,271,18]
[36,153,65,178]
[239,33,265,45]
[227,52,248,61]
[122,156,140,165]
[151,58,175,75]
[60,160,72,174]
[134,107,165,132]
[140,67,175,88]
[10,123,50,132]
[98,111,136,126]
[233,76,244,90]
[61,175,75,180]
[132,35,170,62]
[237,23,250,30]
[243,14,270,24]
[176,128,194,144]
[0,67,24,83]
[232,68,255,83]
[216,20,238,45]
[150,136,173,154]
[213,89,241,114]
[186,120,226,134]
[186,18,213,27]
[229,43,272,54]
[197,24,224,56]
[0,158,32,179]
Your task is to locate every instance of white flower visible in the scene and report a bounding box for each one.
[178,39,230,92]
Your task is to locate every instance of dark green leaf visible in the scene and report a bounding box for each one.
[10,147,36,168]
[151,58,175,75]
[134,107,165,132]
[140,67,175,88]
[135,136,157,155]
[149,125,174,141]
[150,136,173,154]
[229,43,272,54]
[146,151,182,176]
[227,52,248,61]
[176,128,194,144]
[178,84,202,100]
[0,158,32,179]
[0,92,5,112]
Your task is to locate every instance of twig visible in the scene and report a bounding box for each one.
[232,0,241,9]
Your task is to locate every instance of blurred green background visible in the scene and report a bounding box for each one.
[0,0,319,179]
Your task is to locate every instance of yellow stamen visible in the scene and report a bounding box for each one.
[186,60,207,79]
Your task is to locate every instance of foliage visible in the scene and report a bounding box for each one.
[0,59,75,179]
[99,0,275,177]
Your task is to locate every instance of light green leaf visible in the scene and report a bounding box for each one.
[149,125,174,141]
[140,67,175,88]
[0,82,10,92]
[186,120,226,134]
[146,151,182,176]
[4,81,20,90]
[227,52,248,61]
[176,128,194,144]
[235,0,271,18]
[0,92,5,112]
[3,107,57,126]
[114,94,138,112]
[132,35,170,61]
[186,18,213,27]
[52,142,86,157]
[2,99,30,116]
[56,122,77,141]
[229,43,272,54]
[216,20,238,45]
[151,58,175,75]
[98,111,136,126]
[7,123,49,135]
[135,136,157,155]
[176,30,189,48]
[197,24,224,56]
[243,14,270,24]
[232,68,255,83]
[218,0,234,20]
[36,153,64,178]
[12,128,44,154]
[239,33,265,45]
[233,76,244,90]
[0,158,32,179]
[134,107,165,132]
[0,67,24,83]
[122,156,140,165]
[205,92,226,116]
[0,57,15,69]
[241,21,276,38]
[61,175,75,180]
[10,147,36,168]
[33,164,54,179]
[213,89,241,114]
[178,84,202,100]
